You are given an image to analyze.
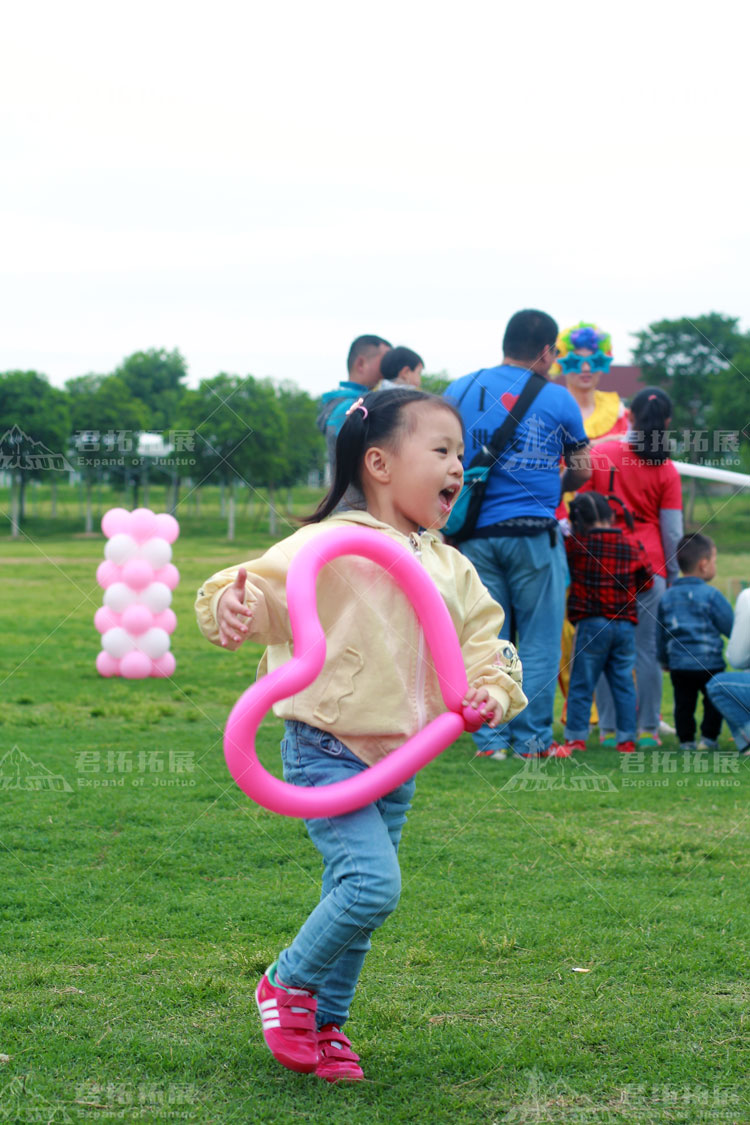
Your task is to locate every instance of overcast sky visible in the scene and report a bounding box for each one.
[2,0,748,397]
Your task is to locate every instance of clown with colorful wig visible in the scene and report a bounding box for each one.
[555,322,627,723]
[554,322,628,443]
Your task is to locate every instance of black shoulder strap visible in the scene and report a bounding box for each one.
[484,372,547,458]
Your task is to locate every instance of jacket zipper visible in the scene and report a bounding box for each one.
[409,534,427,728]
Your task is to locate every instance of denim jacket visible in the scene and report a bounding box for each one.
[657,577,734,672]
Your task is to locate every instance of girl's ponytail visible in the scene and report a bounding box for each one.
[307,399,372,522]
[630,386,672,464]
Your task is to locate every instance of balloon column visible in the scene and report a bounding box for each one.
[95,508,180,679]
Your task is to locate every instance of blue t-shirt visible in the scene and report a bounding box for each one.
[444,364,587,526]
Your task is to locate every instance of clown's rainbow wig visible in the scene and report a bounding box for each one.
[551,321,613,378]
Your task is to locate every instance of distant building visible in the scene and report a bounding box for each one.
[597,365,644,401]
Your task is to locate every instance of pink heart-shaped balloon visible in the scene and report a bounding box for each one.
[224,527,483,819]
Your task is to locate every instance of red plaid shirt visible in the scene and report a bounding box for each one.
[566,528,654,624]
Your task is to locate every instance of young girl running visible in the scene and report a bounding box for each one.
[195,388,526,1083]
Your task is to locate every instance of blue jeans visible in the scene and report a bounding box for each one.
[461,531,567,755]
[565,617,636,743]
[706,673,750,750]
[597,575,666,735]
[276,721,416,1029]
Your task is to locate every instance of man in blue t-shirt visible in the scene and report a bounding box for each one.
[445,309,590,760]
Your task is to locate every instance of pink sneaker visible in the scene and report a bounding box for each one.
[255,963,319,1073]
[316,1024,364,1083]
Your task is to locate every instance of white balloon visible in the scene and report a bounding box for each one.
[135,627,170,659]
[104,533,139,565]
[104,582,137,612]
[139,537,172,568]
[139,582,172,613]
[102,627,136,658]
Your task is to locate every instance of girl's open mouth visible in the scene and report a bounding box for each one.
[439,485,460,511]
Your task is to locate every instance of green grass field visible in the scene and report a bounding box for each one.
[1,486,749,1123]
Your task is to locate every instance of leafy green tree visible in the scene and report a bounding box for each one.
[66,374,148,531]
[179,374,287,539]
[0,371,71,536]
[275,382,325,495]
[114,348,188,431]
[421,371,451,396]
[707,342,750,472]
[631,313,747,458]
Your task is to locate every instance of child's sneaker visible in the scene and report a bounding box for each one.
[616,740,636,754]
[316,1024,364,1083]
[553,740,585,757]
[679,741,697,751]
[599,731,616,748]
[255,962,319,1073]
[637,732,661,749]
[697,738,719,751]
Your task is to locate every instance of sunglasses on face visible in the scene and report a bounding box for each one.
[558,350,613,374]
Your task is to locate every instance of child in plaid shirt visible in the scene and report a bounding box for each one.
[560,492,654,755]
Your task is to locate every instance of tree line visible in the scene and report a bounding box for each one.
[0,350,325,538]
[1,313,748,538]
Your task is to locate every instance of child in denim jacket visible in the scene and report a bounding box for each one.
[657,533,734,749]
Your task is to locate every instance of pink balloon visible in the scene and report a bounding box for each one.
[153,608,177,634]
[94,606,121,633]
[154,563,180,590]
[151,651,176,678]
[154,512,180,543]
[96,560,122,588]
[96,651,120,677]
[101,508,132,538]
[121,604,154,635]
[122,559,154,591]
[120,650,153,679]
[130,508,158,543]
[224,528,483,820]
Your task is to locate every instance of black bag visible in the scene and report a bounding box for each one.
[444,371,547,543]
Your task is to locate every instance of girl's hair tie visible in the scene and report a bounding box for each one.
[345,397,368,419]
[648,394,658,401]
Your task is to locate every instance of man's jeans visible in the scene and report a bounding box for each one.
[706,672,750,750]
[276,721,415,1029]
[597,575,666,735]
[461,531,567,755]
[565,617,636,744]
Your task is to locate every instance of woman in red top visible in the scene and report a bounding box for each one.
[585,387,683,747]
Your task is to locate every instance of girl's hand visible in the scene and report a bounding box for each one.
[217,567,254,648]
[462,685,504,728]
